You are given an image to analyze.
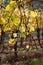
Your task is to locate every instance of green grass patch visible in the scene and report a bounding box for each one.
[31,60,43,65]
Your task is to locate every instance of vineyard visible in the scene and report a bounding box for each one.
[0,0,43,65]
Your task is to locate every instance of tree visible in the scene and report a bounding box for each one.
[0,0,43,62]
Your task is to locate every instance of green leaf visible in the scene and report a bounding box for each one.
[12,15,20,26]
[20,33,26,38]
[14,18,20,26]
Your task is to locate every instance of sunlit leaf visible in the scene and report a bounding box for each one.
[30,11,38,17]
[14,8,20,17]
[3,25,11,32]
[12,15,20,26]
[9,38,14,44]
[30,26,35,32]
[0,17,5,24]
[6,5,12,11]
[19,24,26,33]
[13,33,17,37]
[26,45,30,49]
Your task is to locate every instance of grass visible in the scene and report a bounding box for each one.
[31,60,43,65]
[17,60,43,65]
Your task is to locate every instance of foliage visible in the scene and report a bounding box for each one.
[0,0,43,44]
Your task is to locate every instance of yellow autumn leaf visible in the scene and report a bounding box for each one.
[30,26,35,32]
[9,21,15,27]
[5,1,16,11]
[19,24,26,33]
[0,17,5,24]
[3,26,11,32]
[30,11,37,17]
[25,9,29,18]
[9,38,14,44]
[5,5,11,11]
[13,33,17,37]
[10,1,16,5]
[14,17,20,26]
[1,17,5,23]
[14,8,20,18]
